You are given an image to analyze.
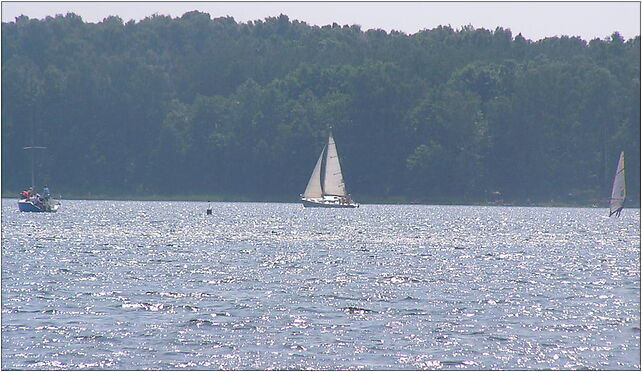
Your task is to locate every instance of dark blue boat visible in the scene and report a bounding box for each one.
[18,198,59,213]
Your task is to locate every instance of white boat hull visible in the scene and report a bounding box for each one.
[301,197,359,208]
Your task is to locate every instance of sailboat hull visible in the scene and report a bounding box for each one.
[18,200,44,212]
[301,198,359,208]
[18,199,59,212]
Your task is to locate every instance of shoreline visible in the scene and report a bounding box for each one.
[2,192,638,209]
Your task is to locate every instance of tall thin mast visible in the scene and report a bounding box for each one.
[23,146,46,189]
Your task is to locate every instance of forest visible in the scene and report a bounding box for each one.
[2,12,640,205]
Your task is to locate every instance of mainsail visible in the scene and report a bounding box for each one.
[609,151,626,216]
[303,145,325,198]
[323,133,347,197]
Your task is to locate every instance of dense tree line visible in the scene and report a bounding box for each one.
[2,12,640,204]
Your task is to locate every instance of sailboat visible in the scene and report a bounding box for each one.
[17,146,61,213]
[608,151,625,217]
[301,132,359,208]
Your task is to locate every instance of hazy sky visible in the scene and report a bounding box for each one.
[2,1,640,41]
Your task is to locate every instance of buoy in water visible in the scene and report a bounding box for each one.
[206,201,212,215]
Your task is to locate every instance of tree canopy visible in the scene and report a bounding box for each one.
[2,12,640,205]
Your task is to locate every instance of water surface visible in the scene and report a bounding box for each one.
[2,199,640,369]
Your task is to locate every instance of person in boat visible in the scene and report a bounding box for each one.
[43,185,50,200]
[28,187,34,197]
[20,190,29,199]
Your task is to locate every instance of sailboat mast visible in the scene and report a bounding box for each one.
[31,152,35,189]
[323,132,347,197]
[609,151,626,216]
[23,146,47,190]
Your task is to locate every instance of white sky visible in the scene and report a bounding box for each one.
[1,1,640,41]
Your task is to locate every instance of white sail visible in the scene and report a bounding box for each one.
[609,151,626,215]
[303,146,325,198]
[323,133,347,196]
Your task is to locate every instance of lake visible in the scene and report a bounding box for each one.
[1,199,640,369]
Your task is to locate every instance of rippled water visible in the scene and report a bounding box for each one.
[2,199,640,370]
